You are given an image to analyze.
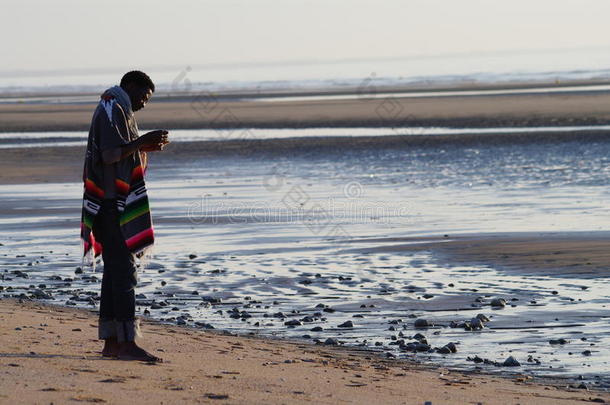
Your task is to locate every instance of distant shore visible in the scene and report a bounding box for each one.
[1,81,610,132]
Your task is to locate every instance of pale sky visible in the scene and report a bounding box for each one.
[2,0,610,74]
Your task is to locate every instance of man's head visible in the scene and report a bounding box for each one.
[120,71,155,111]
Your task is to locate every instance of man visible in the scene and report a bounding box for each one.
[81,71,169,362]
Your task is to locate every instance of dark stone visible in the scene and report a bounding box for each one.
[490,298,506,308]
[414,319,432,328]
[475,313,490,322]
[284,319,302,326]
[502,356,520,367]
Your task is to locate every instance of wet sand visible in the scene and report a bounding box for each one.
[348,232,610,278]
[1,297,606,405]
[2,83,610,132]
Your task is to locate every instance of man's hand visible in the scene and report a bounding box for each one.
[105,130,170,164]
[140,143,167,152]
[138,130,170,151]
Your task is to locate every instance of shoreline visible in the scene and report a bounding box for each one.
[3,77,610,100]
[1,297,607,404]
[1,82,610,132]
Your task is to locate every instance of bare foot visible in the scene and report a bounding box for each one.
[117,341,163,362]
[101,337,119,357]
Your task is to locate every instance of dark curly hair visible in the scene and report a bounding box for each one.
[120,70,155,92]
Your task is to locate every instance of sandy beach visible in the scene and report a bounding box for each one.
[1,297,607,404]
[6,0,610,402]
[2,83,610,132]
[2,83,610,402]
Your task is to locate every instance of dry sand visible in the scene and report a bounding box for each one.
[1,298,607,405]
[2,86,610,132]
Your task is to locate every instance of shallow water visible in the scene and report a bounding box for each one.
[2,133,610,386]
[3,125,610,149]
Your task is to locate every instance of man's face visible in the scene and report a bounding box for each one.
[128,85,153,112]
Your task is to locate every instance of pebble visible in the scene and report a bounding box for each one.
[437,346,452,354]
[284,319,302,326]
[475,313,490,323]
[412,333,426,341]
[445,342,457,353]
[409,343,431,352]
[503,356,521,367]
[31,289,53,299]
[469,318,484,330]
[324,338,339,345]
[414,319,432,328]
[490,298,506,308]
[338,321,354,328]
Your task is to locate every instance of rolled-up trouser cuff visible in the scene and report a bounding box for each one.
[98,319,117,340]
[116,318,142,342]
[99,318,142,342]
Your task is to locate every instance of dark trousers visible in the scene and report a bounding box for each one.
[93,199,139,342]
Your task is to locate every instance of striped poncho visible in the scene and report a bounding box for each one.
[81,86,154,263]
